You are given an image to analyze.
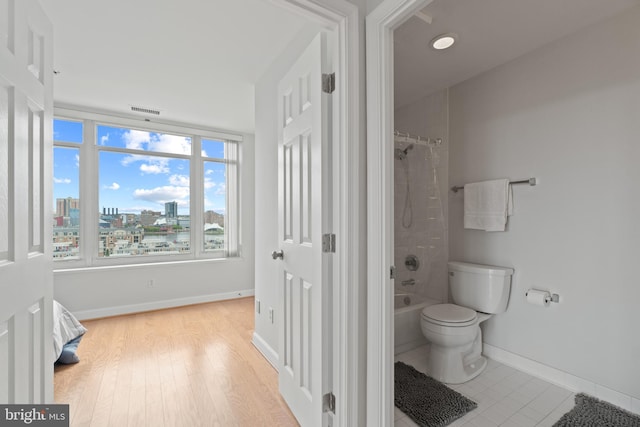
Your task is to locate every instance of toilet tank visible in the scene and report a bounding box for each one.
[448,261,514,314]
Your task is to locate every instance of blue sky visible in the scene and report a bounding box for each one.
[53,120,227,216]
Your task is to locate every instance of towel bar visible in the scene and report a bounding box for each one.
[451,177,536,193]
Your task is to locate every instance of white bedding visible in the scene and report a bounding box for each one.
[53,300,87,360]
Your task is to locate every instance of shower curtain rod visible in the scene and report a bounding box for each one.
[394,130,442,146]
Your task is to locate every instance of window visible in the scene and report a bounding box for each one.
[52,111,241,267]
[97,126,192,258]
[53,119,82,260]
[202,138,234,254]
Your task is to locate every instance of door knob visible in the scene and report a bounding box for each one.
[271,250,284,260]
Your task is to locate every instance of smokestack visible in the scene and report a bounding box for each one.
[116,208,119,215]
[103,207,106,215]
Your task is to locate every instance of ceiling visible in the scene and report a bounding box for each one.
[39,0,313,134]
[394,0,640,109]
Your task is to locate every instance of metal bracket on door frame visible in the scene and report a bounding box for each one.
[322,392,336,414]
[322,233,336,253]
[322,73,335,94]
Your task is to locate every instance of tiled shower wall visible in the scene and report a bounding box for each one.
[394,89,449,303]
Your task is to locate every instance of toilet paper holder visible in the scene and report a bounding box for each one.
[526,289,560,304]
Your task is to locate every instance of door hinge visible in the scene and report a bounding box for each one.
[322,233,336,253]
[322,73,335,94]
[390,266,396,279]
[323,392,336,414]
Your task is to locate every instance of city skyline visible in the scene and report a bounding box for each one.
[53,120,227,216]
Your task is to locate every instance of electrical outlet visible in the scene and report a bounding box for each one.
[256,299,261,314]
[269,307,274,323]
[147,279,154,288]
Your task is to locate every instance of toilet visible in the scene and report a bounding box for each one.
[420,261,513,384]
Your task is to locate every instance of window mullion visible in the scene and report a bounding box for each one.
[192,136,203,258]
[226,142,239,257]
[80,119,98,265]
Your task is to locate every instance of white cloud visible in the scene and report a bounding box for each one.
[169,174,190,187]
[123,130,151,150]
[133,186,190,205]
[122,130,191,155]
[205,169,214,175]
[54,177,71,184]
[204,178,217,190]
[215,183,226,196]
[104,182,120,190]
[139,162,169,174]
[100,134,109,145]
[75,154,80,168]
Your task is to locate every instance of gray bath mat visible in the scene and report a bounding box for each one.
[553,393,640,427]
[395,361,477,427]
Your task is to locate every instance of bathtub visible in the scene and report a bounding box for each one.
[394,292,440,355]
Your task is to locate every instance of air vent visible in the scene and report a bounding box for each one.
[130,106,160,115]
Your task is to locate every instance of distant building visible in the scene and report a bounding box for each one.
[56,197,79,217]
[204,210,225,228]
[102,207,119,216]
[122,213,137,225]
[165,201,178,219]
[69,208,80,226]
[140,209,161,226]
[99,228,144,257]
[52,227,80,260]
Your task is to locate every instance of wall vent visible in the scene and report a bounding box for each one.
[131,106,160,115]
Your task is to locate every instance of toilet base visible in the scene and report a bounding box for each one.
[425,323,488,384]
[428,344,487,384]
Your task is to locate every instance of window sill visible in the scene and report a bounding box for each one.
[53,255,245,274]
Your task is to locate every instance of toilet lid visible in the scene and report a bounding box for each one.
[422,304,477,325]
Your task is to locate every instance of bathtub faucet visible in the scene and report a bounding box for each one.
[401,278,415,286]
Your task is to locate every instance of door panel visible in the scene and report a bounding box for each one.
[277,33,329,427]
[0,0,54,404]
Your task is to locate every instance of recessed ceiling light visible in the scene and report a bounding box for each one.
[430,33,457,50]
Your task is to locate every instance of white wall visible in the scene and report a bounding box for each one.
[54,134,256,319]
[394,90,449,303]
[449,7,640,400]
[253,26,322,361]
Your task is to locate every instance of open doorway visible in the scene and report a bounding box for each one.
[40,0,363,424]
[367,0,640,425]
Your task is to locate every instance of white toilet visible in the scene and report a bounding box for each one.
[420,261,513,384]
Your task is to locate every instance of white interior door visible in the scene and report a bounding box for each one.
[0,0,54,403]
[276,32,332,427]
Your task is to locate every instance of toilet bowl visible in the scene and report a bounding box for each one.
[420,262,513,384]
[421,304,490,384]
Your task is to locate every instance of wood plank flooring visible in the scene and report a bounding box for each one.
[54,297,299,427]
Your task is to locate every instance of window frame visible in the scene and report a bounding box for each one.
[52,107,242,269]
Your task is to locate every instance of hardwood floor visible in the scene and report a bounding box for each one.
[54,297,299,427]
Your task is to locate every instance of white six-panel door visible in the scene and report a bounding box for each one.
[276,33,331,427]
[0,0,54,404]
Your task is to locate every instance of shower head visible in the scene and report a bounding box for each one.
[394,143,414,160]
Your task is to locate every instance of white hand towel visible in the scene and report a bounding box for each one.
[463,179,512,231]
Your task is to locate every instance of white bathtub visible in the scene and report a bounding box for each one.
[394,292,440,355]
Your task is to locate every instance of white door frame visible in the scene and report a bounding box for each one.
[365,0,432,425]
[274,1,364,425]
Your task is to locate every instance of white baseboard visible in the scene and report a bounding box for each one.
[252,332,279,370]
[483,343,640,415]
[73,289,255,320]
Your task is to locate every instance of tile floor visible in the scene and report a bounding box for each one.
[395,345,576,427]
